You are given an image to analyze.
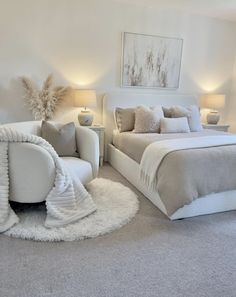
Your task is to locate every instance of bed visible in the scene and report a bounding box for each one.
[103,92,236,220]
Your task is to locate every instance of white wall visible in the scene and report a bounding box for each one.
[226,56,236,131]
[0,0,236,125]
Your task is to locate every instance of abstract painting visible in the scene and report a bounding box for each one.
[121,32,183,89]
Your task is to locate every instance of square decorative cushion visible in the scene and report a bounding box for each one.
[115,108,135,132]
[170,105,202,132]
[41,121,78,157]
[133,105,164,133]
[160,117,190,133]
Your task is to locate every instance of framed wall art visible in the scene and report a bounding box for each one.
[121,32,183,89]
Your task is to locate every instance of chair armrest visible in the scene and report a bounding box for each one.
[75,126,99,178]
[9,143,55,203]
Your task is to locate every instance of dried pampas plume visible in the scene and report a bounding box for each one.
[20,74,70,120]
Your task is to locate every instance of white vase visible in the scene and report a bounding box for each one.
[207,111,220,125]
[78,110,93,126]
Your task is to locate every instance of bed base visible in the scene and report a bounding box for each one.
[108,144,236,220]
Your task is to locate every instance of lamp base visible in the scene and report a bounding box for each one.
[78,110,93,126]
[207,111,220,125]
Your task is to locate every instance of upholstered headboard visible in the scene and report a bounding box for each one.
[102,91,198,159]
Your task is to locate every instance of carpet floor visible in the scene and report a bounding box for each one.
[1,164,236,297]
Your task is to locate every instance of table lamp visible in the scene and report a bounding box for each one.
[74,89,97,126]
[200,94,225,124]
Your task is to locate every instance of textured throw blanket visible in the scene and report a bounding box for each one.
[140,135,236,189]
[0,127,96,233]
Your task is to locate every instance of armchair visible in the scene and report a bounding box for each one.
[2,121,99,204]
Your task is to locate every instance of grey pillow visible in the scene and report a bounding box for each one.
[115,108,135,132]
[162,107,172,118]
[41,121,78,157]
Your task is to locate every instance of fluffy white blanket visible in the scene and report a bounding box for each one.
[140,135,236,189]
[0,127,96,232]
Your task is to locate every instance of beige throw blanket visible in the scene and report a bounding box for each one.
[0,127,96,232]
[140,135,236,215]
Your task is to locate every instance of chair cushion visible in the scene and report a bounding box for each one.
[41,121,78,157]
[61,157,93,185]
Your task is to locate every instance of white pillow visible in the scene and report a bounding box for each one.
[160,117,190,133]
[133,105,164,133]
[170,105,202,132]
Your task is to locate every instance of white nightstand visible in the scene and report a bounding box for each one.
[87,125,105,166]
[202,124,230,132]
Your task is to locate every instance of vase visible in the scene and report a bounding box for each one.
[207,111,220,125]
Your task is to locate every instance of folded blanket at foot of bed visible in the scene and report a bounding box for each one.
[140,135,236,215]
[0,127,96,233]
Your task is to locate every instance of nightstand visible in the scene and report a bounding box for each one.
[88,125,105,166]
[202,124,230,132]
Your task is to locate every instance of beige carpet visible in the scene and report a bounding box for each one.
[1,164,236,297]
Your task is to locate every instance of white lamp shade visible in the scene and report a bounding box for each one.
[74,89,97,108]
[200,94,225,110]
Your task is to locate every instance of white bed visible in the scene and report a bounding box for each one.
[103,92,236,220]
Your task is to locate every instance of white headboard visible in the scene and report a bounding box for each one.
[102,91,198,159]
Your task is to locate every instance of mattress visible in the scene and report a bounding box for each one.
[113,129,228,163]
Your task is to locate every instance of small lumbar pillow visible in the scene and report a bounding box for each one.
[160,117,190,133]
[115,107,135,132]
[133,105,164,133]
[170,105,202,132]
[41,121,78,157]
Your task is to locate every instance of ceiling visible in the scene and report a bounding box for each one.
[115,0,236,22]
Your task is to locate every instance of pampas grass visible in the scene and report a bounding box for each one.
[21,74,70,120]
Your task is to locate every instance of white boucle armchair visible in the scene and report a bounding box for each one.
[2,121,99,204]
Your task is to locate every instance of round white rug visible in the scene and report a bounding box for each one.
[4,178,139,242]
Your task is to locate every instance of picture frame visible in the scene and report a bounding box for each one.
[121,32,183,89]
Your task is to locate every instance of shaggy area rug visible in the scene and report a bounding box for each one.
[4,178,139,242]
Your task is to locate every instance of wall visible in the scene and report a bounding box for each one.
[0,0,236,125]
[226,56,236,131]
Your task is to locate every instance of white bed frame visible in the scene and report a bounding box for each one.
[103,91,236,220]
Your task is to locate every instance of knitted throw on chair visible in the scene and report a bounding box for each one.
[0,127,96,232]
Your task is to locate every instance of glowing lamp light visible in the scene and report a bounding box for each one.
[200,94,225,125]
[74,89,97,126]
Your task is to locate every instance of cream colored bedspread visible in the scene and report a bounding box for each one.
[113,130,236,215]
[113,129,228,163]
